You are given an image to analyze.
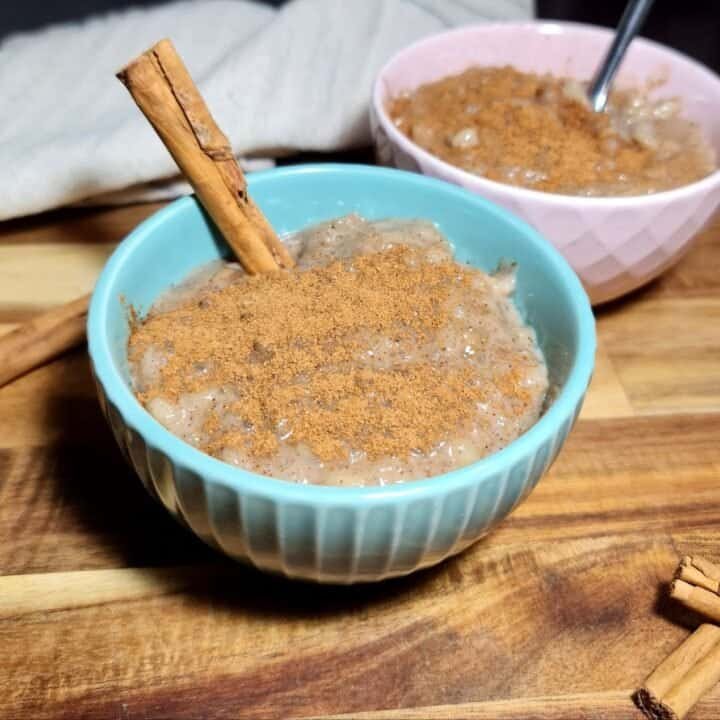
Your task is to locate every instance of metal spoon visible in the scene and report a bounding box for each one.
[587,0,656,112]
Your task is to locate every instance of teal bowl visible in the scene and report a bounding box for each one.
[88,164,595,583]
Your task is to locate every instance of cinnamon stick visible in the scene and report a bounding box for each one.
[117,38,294,273]
[677,564,720,595]
[687,557,720,582]
[0,294,90,388]
[671,579,720,623]
[664,639,720,720]
[636,624,720,720]
[678,556,720,591]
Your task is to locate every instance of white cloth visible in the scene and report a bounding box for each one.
[0,0,533,220]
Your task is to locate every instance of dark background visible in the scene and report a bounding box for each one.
[1,1,718,73]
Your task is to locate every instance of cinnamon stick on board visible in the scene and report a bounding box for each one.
[117,38,294,273]
[676,556,720,595]
[637,624,720,720]
[0,38,291,389]
[0,294,90,388]
[671,579,720,623]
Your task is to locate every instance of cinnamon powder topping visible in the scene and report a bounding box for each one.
[388,66,715,195]
[129,246,510,462]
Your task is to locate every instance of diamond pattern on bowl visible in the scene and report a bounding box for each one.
[654,201,702,248]
[562,230,613,267]
[520,207,590,251]
[611,228,663,266]
[627,246,677,281]
[580,253,628,287]
[597,209,657,252]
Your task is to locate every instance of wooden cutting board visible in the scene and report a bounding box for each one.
[1,201,719,720]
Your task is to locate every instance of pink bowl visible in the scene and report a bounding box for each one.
[372,21,720,304]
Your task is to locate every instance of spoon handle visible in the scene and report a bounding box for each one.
[587,0,656,112]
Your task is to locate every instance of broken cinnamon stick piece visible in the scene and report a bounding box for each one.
[671,579,720,623]
[677,564,720,595]
[117,38,293,274]
[0,293,90,388]
[663,637,720,720]
[682,556,720,584]
[636,624,720,719]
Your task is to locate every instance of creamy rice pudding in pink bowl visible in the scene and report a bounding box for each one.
[372,22,720,304]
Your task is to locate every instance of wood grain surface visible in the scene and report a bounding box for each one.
[1,200,719,720]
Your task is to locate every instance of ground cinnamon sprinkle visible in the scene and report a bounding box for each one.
[129,246,522,463]
[388,65,715,195]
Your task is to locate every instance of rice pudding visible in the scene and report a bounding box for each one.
[129,215,548,486]
[388,65,716,196]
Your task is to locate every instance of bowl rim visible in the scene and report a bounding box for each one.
[372,19,720,207]
[88,163,596,504]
